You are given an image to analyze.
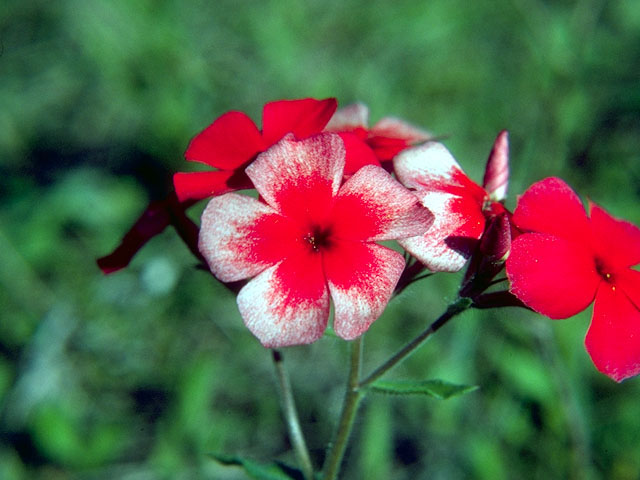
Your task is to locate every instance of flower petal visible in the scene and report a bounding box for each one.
[394,142,487,203]
[245,133,345,221]
[173,170,253,203]
[324,242,405,340]
[369,117,431,160]
[185,111,265,169]
[371,116,432,144]
[399,191,485,272]
[585,280,640,382]
[482,130,509,202]
[332,165,433,242]
[325,103,369,131]
[512,177,591,242]
[237,254,330,347]
[615,268,640,311]
[590,202,640,269]
[199,193,301,282]
[339,132,381,176]
[261,98,337,146]
[506,233,600,318]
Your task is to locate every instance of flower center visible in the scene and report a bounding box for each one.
[304,225,333,253]
[595,258,615,284]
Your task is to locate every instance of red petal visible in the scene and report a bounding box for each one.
[369,116,431,161]
[367,136,412,161]
[399,191,485,272]
[506,233,600,318]
[173,170,253,203]
[482,130,509,202]
[512,177,590,243]
[590,202,640,270]
[245,133,344,221]
[261,98,338,146]
[332,165,433,241]
[324,241,405,340]
[615,268,640,310]
[237,253,330,347]
[340,132,381,176]
[199,193,301,282]
[585,280,640,382]
[185,111,265,169]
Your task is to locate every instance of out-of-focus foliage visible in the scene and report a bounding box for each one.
[1,0,639,479]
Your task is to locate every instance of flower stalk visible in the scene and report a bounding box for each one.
[272,350,314,480]
[322,336,364,480]
[359,297,472,389]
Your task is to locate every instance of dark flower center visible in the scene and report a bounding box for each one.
[304,225,333,252]
[595,258,615,283]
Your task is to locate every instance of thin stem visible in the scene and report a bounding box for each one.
[359,297,472,389]
[272,350,314,480]
[322,337,364,480]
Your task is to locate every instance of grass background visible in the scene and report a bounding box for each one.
[1,0,640,478]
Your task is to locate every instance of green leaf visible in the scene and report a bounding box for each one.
[209,454,304,480]
[368,380,478,399]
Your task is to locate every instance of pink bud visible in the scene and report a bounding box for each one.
[482,130,509,202]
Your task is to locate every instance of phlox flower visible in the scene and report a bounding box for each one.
[506,177,640,382]
[324,103,432,175]
[198,133,433,347]
[393,131,510,272]
[174,97,337,202]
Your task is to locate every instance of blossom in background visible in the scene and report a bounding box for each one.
[198,133,433,347]
[393,131,510,272]
[506,177,640,382]
[98,98,337,273]
[97,193,201,274]
[174,97,337,202]
[324,103,432,175]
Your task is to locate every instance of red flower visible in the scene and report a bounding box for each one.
[324,103,432,175]
[393,131,510,272]
[174,97,337,202]
[506,177,640,382]
[198,133,433,347]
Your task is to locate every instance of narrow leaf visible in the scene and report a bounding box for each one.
[210,454,303,480]
[369,379,478,399]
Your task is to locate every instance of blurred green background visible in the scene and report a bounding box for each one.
[1,0,640,478]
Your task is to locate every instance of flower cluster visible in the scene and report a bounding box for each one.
[99,97,640,382]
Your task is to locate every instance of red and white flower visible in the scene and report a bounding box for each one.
[506,177,640,382]
[393,131,510,272]
[198,133,433,347]
[324,103,432,175]
[174,97,337,202]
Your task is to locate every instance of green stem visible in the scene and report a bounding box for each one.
[321,337,364,480]
[359,297,472,389]
[272,350,314,480]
